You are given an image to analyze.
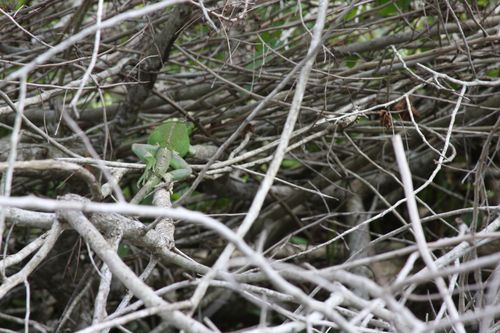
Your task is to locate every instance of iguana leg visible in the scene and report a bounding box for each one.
[167,152,192,181]
[131,143,160,186]
[131,148,172,204]
[167,169,191,181]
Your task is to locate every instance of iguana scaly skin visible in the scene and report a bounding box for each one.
[131,120,193,203]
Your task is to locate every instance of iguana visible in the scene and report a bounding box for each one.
[131,120,194,203]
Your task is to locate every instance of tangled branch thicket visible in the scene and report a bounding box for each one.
[0,0,499,332]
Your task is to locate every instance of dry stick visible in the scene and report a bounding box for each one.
[0,90,80,158]
[5,192,490,280]
[76,303,191,333]
[188,0,331,314]
[442,0,477,77]
[61,110,125,202]
[319,213,500,276]
[0,160,102,199]
[335,15,500,56]
[0,232,49,269]
[144,86,378,179]
[434,259,461,327]
[335,282,393,325]
[0,221,63,299]
[92,230,122,325]
[195,0,218,31]
[304,268,424,331]
[345,192,372,299]
[0,7,53,48]
[23,277,31,333]
[0,57,130,116]
[3,195,496,288]
[44,193,359,331]
[0,75,27,259]
[393,213,500,289]
[424,303,500,333]
[471,115,500,235]
[55,276,98,333]
[70,0,104,117]
[57,195,212,333]
[104,257,159,332]
[417,62,500,87]
[105,279,297,326]
[479,263,500,332]
[172,47,308,204]
[1,72,125,203]
[392,134,466,333]
[0,3,188,204]
[285,84,467,265]
[2,0,187,83]
[0,312,49,332]
[172,1,364,204]
[8,191,353,329]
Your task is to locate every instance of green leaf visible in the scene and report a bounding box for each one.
[344,55,359,68]
[344,7,359,21]
[118,244,129,257]
[290,236,308,245]
[0,126,10,138]
[281,159,300,169]
[0,0,26,11]
[486,68,500,78]
[462,212,473,226]
[147,120,193,157]
[477,0,490,7]
[376,0,411,17]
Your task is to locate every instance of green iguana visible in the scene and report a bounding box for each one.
[131,120,194,203]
